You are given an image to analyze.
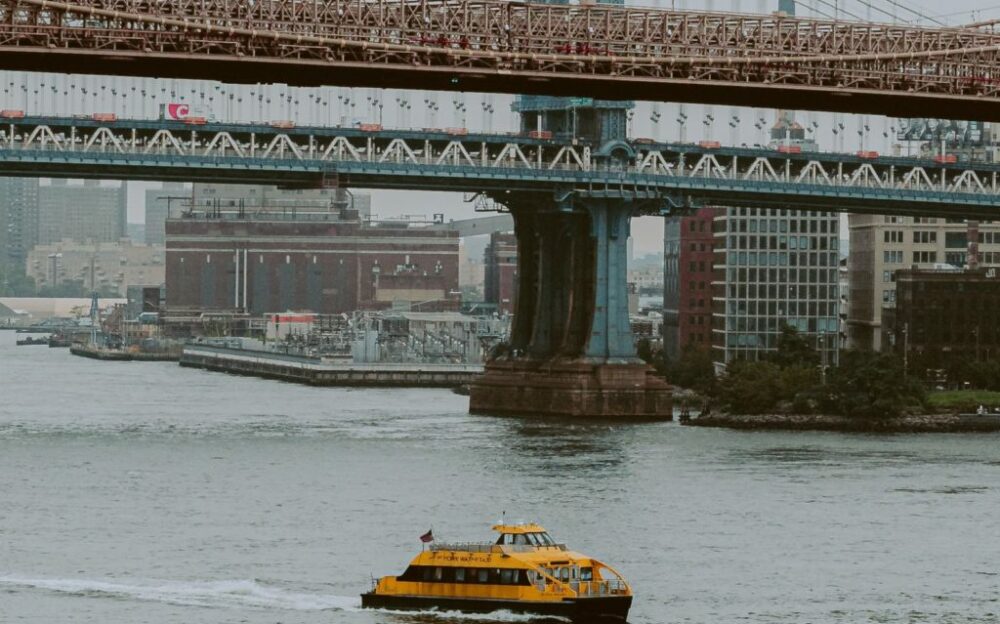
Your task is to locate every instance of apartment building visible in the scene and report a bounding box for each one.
[847,215,1000,350]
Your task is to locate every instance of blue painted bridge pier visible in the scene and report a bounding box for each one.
[469,191,671,417]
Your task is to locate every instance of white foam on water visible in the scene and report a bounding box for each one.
[0,576,569,622]
[413,609,570,623]
[0,576,359,611]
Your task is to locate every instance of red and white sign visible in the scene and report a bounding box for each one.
[166,103,191,120]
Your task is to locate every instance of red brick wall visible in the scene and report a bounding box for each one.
[677,207,718,350]
[165,218,459,314]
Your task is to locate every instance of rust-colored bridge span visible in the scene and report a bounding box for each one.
[3,0,1000,118]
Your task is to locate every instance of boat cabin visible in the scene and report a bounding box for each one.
[492,523,560,548]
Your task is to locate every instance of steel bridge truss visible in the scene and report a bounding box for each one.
[4,116,1000,218]
[3,0,1000,117]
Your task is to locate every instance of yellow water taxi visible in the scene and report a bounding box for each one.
[362,522,632,622]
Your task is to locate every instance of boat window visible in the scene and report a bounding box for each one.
[399,565,421,582]
[525,533,541,546]
[538,532,555,545]
[496,533,511,545]
[571,566,579,580]
[581,567,593,581]
[513,534,528,545]
[500,569,514,584]
[526,570,537,584]
[477,569,489,583]
[454,568,466,582]
[433,567,443,581]
[559,568,570,582]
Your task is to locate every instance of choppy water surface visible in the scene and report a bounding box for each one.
[2,331,999,623]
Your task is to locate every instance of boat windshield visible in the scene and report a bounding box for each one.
[496,532,557,546]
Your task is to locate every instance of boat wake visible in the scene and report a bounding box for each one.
[0,576,357,611]
[0,575,567,621]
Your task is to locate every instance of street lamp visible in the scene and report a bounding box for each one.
[902,322,909,377]
[973,325,981,362]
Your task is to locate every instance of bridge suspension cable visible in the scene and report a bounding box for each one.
[876,0,945,26]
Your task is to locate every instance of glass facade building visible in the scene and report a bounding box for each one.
[712,208,840,366]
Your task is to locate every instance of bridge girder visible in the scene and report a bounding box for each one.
[4,116,1000,220]
[2,0,1000,118]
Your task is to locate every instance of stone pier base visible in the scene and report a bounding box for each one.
[469,359,672,419]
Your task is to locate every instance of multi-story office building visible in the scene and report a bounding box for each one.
[0,178,40,272]
[664,207,840,367]
[145,182,186,245]
[27,240,165,295]
[627,255,665,295]
[37,180,127,245]
[663,207,716,359]
[712,208,840,366]
[846,215,1000,351]
[891,268,1000,362]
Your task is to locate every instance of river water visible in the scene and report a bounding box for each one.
[2,330,999,624]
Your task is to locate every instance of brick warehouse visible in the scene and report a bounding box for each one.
[165,206,459,317]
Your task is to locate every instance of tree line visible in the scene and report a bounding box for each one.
[642,325,927,419]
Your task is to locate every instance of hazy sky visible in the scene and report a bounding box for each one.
[5,0,999,254]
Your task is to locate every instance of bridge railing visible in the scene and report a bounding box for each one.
[3,120,1000,205]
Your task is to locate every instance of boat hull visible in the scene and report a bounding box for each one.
[360,592,631,622]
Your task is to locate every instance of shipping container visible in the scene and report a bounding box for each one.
[527,130,554,140]
[91,113,118,122]
[358,123,383,132]
[776,144,802,154]
[698,140,721,149]
[0,109,25,119]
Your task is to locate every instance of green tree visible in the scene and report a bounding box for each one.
[767,324,819,368]
[717,359,783,414]
[663,345,717,396]
[777,364,822,413]
[824,350,926,419]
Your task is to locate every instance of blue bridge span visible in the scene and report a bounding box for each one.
[3,115,1000,219]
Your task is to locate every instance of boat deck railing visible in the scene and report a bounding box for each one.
[571,579,629,596]
[429,542,567,553]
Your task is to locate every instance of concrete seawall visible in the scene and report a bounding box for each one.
[180,345,482,388]
[682,412,1000,433]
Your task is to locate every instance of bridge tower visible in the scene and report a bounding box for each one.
[509,0,633,147]
[469,0,669,418]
